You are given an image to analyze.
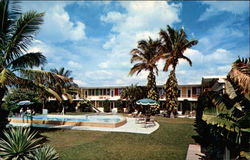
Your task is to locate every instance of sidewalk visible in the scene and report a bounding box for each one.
[186,144,205,160]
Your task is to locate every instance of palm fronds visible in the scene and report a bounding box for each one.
[228,57,250,94]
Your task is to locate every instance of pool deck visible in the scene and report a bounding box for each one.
[8,117,159,134]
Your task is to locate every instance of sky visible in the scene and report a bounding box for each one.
[20,1,250,87]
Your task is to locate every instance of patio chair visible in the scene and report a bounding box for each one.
[135,112,145,124]
[143,116,156,128]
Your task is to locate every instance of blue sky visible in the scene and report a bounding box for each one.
[21,1,249,87]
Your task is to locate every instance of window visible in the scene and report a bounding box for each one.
[111,89,114,97]
[188,89,191,97]
[196,88,201,95]
[85,90,88,97]
[100,89,103,95]
[96,89,99,96]
[118,88,123,95]
[107,89,110,95]
[103,89,107,95]
[178,89,181,97]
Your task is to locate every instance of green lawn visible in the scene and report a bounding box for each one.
[41,117,195,160]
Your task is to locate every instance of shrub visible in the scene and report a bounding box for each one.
[0,127,59,160]
[103,100,111,112]
[76,99,93,112]
[115,99,124,113]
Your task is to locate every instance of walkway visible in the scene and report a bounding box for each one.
[8,117,159,134]
[186,144,205,160]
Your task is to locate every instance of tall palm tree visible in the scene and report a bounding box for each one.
[50,67,78,113]
[129,37,161,101]
[159,25,198,116]
[0,0,67,107]
[159,25,198,72]
[0,0,45,104]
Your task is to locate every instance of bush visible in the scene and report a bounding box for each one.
[182,99,190,115]
[76,99,93,112]
[115,99,124,113]
[103,100,111,112]
[0,127,59,160]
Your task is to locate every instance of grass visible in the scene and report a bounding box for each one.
[40,117,195,160]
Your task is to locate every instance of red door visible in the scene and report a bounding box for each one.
[115,88,118,96]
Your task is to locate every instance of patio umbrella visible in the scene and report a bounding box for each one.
[17,100,34,105]
[136,98,158,106]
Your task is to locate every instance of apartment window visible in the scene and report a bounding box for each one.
[178,89,181,97]
[88,89,92,96]
[100,89,103,95]
[118,88,123,95]
[192,87,196,95]
[92,89,95,96]
[111,89,114,97]
[196,88,201,95]
[103,89,107,95]
[188,89,191,97]
[107,89,110,95]
[85,90,88,97]
[96,89,99,96]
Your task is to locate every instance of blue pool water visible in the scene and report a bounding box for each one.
[12,115,122,123]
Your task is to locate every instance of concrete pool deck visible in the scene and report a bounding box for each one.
[8,117,159,134]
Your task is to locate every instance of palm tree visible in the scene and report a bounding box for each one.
[159,25,198,116]
[50,67,78,114]
[129,37,161,101]
[0,0,46,104]
[159,25,198,72]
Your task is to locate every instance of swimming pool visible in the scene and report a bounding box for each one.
[9,115,127,128]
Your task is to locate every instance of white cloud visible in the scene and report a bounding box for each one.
[97,1,182,85]
[74,79,87,87]
[21,2,86,42]
[199,1,249,21]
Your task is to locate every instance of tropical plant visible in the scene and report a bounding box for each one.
[193,57,250,159]
[129,37,160,101]
[115,99,124,113]
[120,84,146,113]
[32,145,59,160]
[0,0,71,106]
[103,99,111,112]
[0,0,46,105]
[0,127,43,159]
[50,67,78,113]
[76,99,93,112]
[159,25,198,115]
[164,70,178,117]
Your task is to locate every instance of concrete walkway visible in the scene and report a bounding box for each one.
[186,144,205,160]
[8,117,159,134]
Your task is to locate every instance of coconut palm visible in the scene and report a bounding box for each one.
[159,25,198,115]
[0,0,66,107]
[0,0,45,103]
[159,25,198,72]
[50,67,78,113]
[0,127,43,159]
[129,37,161,101]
